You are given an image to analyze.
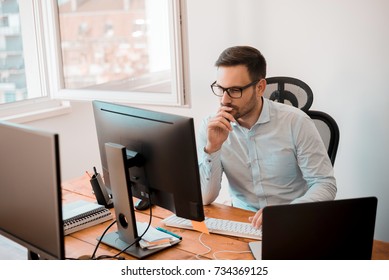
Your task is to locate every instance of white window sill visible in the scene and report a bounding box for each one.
[0,99,72,124]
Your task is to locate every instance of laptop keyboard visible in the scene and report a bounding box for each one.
[162,214,262,240]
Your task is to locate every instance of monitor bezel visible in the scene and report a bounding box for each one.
[92,100,205,222]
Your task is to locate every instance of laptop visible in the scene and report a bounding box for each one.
[249,197,378,260]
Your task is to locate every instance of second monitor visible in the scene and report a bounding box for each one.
[93,100,205,258]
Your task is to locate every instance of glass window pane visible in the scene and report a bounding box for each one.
[0,0,28,104]
[57,0,172,94]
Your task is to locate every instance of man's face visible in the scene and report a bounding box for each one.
[216,65,263,120]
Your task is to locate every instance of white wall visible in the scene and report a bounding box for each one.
[27,0,389,242]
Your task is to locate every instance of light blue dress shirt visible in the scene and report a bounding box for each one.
[197,98,337,212]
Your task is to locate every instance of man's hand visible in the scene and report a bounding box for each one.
[205,106,236,154]
[249,208,263,229]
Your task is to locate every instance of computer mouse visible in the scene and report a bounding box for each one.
[135,199,150,211]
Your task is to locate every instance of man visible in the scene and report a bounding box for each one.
[197,46,336,229]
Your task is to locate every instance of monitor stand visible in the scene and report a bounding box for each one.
[100,143,172,259]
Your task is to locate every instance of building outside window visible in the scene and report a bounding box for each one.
[0,0,28,104]
[58,0,173,95]
[0,0,186,121]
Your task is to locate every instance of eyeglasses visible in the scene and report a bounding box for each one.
[210,79,259,99]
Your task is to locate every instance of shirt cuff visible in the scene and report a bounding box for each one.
[203,147,221,164]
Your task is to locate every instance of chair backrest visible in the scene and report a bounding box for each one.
[264,76,313,112]
[307,110,340,165]
[264,76,339,164]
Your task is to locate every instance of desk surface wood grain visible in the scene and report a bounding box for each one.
[1,174,387,260]
[61,174,389,260]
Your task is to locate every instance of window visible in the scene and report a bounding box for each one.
[0,0,43,104]
[54,0,187,106]
[0,0,187,122]
[0,0,70,122]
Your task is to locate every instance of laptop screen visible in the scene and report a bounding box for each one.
[251,197,377,260]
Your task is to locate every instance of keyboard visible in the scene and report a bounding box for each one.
[162,215,262,240]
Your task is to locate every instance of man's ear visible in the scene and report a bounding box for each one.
[257,78,267,96]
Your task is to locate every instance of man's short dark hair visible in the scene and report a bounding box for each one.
[215,46,267,81]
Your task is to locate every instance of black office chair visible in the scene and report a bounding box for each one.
[264,76,314,112]
[264,76,339,164]
[307,110,340,166]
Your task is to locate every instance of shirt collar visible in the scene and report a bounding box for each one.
[257,97,270,125]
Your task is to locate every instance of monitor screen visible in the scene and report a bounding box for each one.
[93,100,205,222]
[0,121,64,260]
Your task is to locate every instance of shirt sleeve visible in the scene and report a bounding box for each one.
[197,117,223,205]
[291,114,337,204]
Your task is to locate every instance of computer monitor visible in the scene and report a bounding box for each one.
[92,100,205,258]
[0,121,64,260]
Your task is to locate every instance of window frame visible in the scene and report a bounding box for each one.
[1,0,189,123]
[0,0,71,123]
[47,0,188,106]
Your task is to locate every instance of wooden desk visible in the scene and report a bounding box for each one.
[62,174,256,260]
[62,175,389,260]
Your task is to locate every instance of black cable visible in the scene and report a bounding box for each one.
[90,219,117,260]
[92,196,153,260]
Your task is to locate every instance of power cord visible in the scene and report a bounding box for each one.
[86,196,153,260]
[195,232,252,260]
[95,204,153,260]
[195,233,211,260]
[65,220,119,261]
[90,219,117,260]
